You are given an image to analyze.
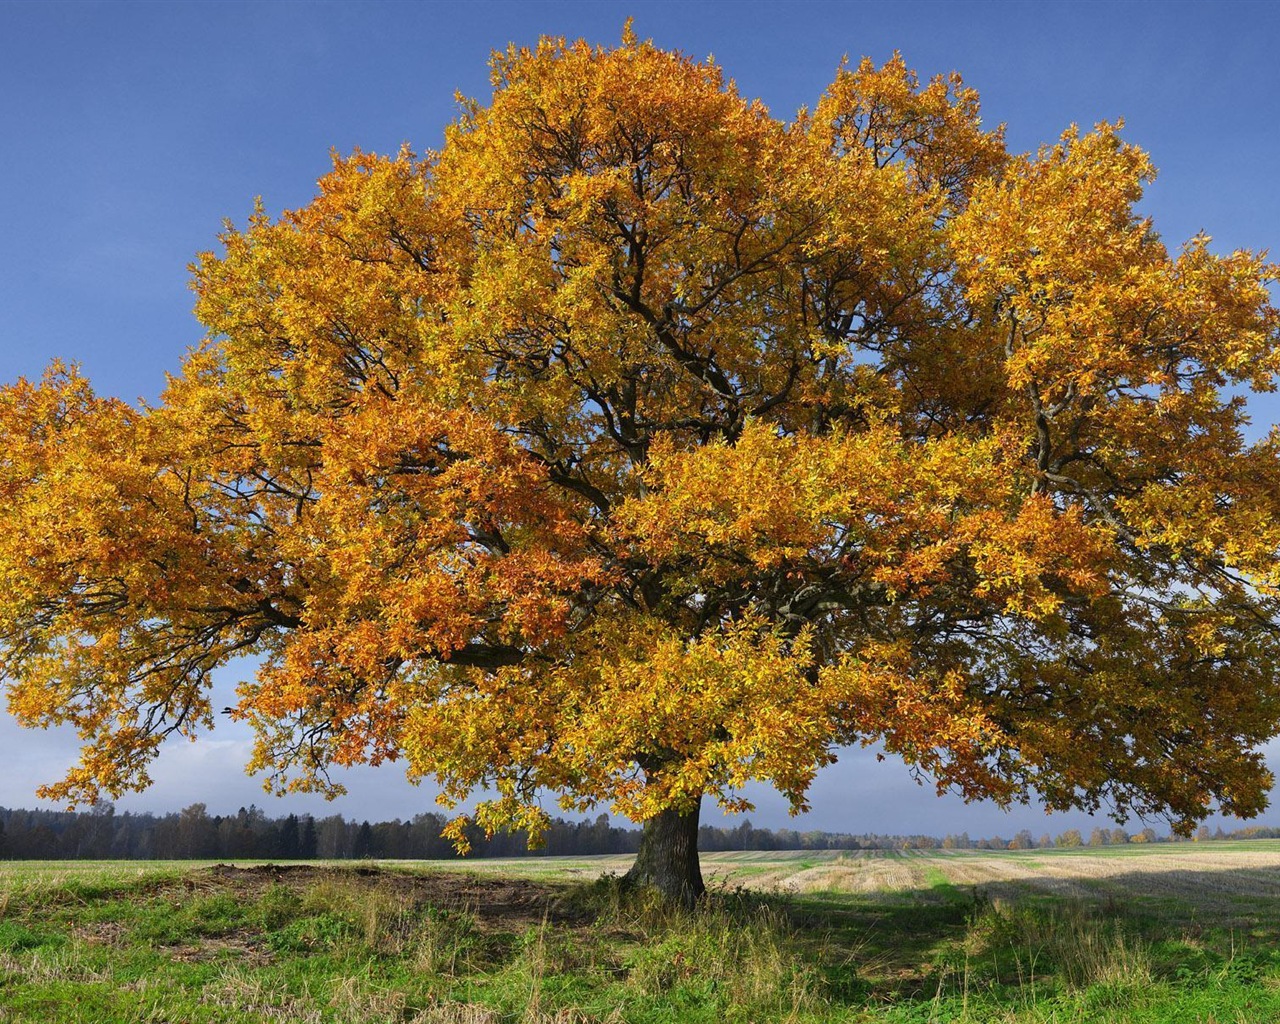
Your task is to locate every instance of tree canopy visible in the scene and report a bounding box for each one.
[3,27,1279,902]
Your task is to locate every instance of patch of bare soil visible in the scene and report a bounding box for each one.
[172,934,276,966]
[70,920,129,946]
[197,863,588,931]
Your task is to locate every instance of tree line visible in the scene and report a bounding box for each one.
[1,803,1276,861]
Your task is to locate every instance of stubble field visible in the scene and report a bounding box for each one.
[2,842,1279,1023]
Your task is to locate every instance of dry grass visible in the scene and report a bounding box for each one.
[769,857,928,893]
[964,896,1154,991]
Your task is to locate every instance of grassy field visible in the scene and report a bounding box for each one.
[3,844,1280,1022]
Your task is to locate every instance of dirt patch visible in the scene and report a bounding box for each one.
[168,934,275,966]
[195,863,587,931]
[70,920,130,946]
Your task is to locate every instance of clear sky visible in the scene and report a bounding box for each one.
[1,0,1278,837]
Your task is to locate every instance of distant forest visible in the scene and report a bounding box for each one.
[1,803,1277,861]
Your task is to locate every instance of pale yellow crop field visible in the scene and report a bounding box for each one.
[745,843,1280,900]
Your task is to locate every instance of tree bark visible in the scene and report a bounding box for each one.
[623,797,705,908]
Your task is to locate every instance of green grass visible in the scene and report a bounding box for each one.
[2,847,1280,1021]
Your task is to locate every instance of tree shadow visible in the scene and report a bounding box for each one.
[761,857,1280,1006]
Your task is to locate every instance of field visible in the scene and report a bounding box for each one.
[3,843,1280,1022]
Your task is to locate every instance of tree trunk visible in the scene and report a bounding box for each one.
[624,798,705,908]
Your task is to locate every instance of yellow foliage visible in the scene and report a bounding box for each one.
[2,32,1279,842]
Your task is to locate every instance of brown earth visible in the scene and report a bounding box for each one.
[197,862,590,930]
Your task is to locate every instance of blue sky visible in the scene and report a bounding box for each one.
[1,0,1278,837]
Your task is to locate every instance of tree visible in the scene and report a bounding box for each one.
[1,28,1279,906]
[353,821,375,859]
[278,813,302,858]
[299,815,318,859]
[315,815,350,860]
[176,803,218,858]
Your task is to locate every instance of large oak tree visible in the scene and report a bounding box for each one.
[3,29,1280,904]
